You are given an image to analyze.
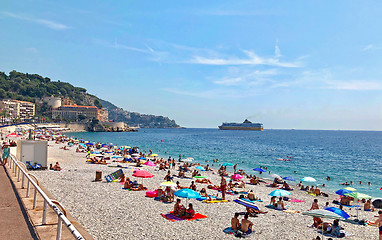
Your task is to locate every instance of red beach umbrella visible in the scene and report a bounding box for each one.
[132,170,154,178]
[231,174,243,180]
[6,132,21,138]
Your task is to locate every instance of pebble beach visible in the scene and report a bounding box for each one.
[28,139,380,240]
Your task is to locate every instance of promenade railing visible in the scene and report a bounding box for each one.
[7,153,85,240]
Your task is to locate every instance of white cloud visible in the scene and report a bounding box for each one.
[2,12,70,30]
[189,49,300,68]
[213,69,278,86]
[274,41,281,58]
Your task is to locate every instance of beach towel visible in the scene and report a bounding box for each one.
[241,198,263,203]
[289,198,305,203]
[203,200,229,203]
[283,209,300,214]
[161,212,208,222]
[223,227,236,235]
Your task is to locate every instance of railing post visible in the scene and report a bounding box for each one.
[26,179,30,197]
[56,217,62,240]
[33,188,37,209]
[42,200,47,225]
[18,168,21,181]
[21,173,25,188]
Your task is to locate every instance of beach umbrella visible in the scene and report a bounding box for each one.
[283,176,295,181]
[253,168,266,172]
[139,157,146,160]
[144,161,156,167]
[101,144,109,147]
[270,174,281,179]
[174,188,201,199]
[161,181,176,187]
[372,199,382,209]
[196,166,205,171]
[131,153,140,157]
[112,155,123,159]
[222,163,233,167]
[86,142,93,146]
[269,189,292,197]
[335,189,353,196]
[231,174,243,180]
[344,187,357,191]
[132,170,154,178]
[91,151,100,154]
[302,209,345,220]
[324,207,350,220]
[150,154,158,157]
[79,143,86,148]
[183,157,193,162]
[344,192,372,199]
[300,177,316,182]
[344,192,372,220]
[6,133,21,138]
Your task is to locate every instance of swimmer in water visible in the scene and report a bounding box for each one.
[326,176,331,181]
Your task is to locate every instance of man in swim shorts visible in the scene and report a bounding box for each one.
[220,175,227,200]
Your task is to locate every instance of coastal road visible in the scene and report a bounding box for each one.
[0,165,39,240]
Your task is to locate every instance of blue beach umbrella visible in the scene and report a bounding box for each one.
[86,142,93,146]
[112,155,123,159]
[283,176,295,181]
[196,166,206,171]
[79,143,86,148]
[139,157,146,160]
[269,189,292,197]
[222,163,233,167]
[253,168,266,172]
[335,189,353,196]
[324,207,350,219]
[174,189,201,199]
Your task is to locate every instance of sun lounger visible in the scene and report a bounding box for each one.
[105,169,124,182]
[203,199,229,203]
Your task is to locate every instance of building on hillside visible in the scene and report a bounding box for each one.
[97,108,109,122]
[61,98,74,106]
[42,96,62,108]
[52,105,108,121]
[0,99,35,121]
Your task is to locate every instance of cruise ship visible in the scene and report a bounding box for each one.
[218,119,263,131]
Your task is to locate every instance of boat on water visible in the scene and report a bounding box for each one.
[218,119,263,131]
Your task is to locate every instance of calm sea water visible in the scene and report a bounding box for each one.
[67,129,382,198]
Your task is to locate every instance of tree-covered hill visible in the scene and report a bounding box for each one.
[0,70,180,128]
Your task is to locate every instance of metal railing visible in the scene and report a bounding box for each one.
[7,154,85,240]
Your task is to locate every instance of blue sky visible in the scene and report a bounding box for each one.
[1,1,382,130]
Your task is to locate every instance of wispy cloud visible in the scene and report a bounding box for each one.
[188,49,301,68]
[362,44,382,51]
[324,80,382,90]
[1,12,70,30]
[213,69,278,86]
[197,9,286,16]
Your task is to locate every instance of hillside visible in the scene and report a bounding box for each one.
[0,70,180,128]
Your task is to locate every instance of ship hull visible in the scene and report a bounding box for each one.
[218,126,263,131]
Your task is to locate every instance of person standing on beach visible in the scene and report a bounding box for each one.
[221,175,227,200]
[1,142,10,166]
[370,210,382,240]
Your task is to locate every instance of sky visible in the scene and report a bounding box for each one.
[1,1,382,130]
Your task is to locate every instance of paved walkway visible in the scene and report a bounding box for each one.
[0,165,39,240]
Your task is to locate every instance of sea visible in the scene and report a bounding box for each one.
[66,128,382,199]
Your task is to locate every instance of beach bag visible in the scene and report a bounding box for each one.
[235,230,243,238]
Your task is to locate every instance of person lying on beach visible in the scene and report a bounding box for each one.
[119,173,125,183]
[200,188,212,201]
[196,178,211,184]
[124,180,132,189]
[159,164,166,171]
[228,180,235,190]
[231,213,241,231]
[129,184,145,191]
[246,206,267,216]
[340,196,351,205]
[185,203,195,219]
[240,213,253,235]
[176,181,187,189]
[60,146,69,150]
